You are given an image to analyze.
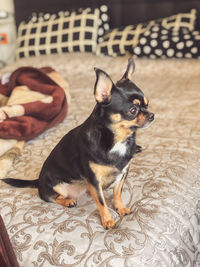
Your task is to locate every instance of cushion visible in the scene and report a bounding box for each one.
[96,22,153,57]
[96,9,197,57]
[16,5,109,59]
[133,26,200,59]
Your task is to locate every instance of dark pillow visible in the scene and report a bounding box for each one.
[96,9,198,57]
[16,5,109,59]
[96,22,152,57]
[133,26,200,58]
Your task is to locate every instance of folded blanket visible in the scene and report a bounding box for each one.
[0,215,19,267]
[0,66,69,178]
[0,66,69,140]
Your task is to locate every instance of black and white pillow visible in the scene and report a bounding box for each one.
[133,25,200,58]
[16,5,109,59]
[96,9,197,57]
[96,22,153,57]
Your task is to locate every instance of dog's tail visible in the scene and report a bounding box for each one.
[2,178,39,188]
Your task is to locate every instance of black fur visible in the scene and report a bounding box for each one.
[3,178,38,188]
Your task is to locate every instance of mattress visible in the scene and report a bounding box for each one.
[0,53,200,266]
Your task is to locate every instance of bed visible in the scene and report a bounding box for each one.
[0,52,200,266]
[0,0,200,266]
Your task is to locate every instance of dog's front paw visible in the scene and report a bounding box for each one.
[117,207,131,217]
[102,218,116,229]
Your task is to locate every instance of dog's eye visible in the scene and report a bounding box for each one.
[129,106,138,116]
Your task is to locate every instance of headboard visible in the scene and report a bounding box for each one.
[14,0,200,28]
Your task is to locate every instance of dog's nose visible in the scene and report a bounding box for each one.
[148,113,154,121]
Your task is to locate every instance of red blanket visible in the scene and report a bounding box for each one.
[0,66,69,140]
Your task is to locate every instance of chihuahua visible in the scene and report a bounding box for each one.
[3,58,154,229]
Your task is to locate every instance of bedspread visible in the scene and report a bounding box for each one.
[0,53,200,267]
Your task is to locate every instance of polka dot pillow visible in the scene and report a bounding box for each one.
[16,5,110,59]
[96,8,199,57]
[133,25,200,58]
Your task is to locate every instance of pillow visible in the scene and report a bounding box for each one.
[96,9,197,57]
[16,5,109,59]
[96,22,154,57]
[133,26,200,58]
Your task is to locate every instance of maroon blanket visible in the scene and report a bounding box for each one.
[0,67,69,140]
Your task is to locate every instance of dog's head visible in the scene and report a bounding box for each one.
[94,58,154,136]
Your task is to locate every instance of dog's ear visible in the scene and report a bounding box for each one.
[122,58,135,80]
[94,68,113,104]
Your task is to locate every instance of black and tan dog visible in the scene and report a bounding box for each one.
[3,58,154,229]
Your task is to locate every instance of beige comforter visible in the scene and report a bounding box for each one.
[0,53,200,267]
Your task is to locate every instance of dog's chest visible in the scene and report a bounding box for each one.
[109,140,127,156]
[108,133,136,166]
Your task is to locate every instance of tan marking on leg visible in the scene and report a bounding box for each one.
[89,162,115,179]
[53,183,76,208]
[53,183,69,198]
[87,183,116,229]
[114,175,131,217]
[55,195,76,207]
[89,162,118,188]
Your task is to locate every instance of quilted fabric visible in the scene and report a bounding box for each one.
[0,53,200,266]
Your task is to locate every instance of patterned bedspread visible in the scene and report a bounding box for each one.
[0,53,200,267]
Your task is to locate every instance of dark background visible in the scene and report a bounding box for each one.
[14,0,200,28]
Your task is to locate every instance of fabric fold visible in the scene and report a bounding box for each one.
[0,66,69,178]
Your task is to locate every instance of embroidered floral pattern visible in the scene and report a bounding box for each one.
[0,53,200,266]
